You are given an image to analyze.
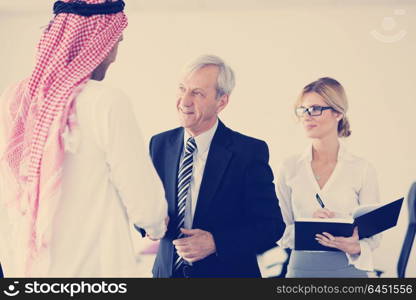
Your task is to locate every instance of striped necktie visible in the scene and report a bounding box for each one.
[173,137,197,273]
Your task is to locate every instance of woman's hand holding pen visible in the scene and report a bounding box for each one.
[315,227,361,255]
[312,206,361,254]
[312,193,360,255]
[313,193,335,218]
[312,208,335,218]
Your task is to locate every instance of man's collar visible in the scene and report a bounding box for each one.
[183,119,219,154]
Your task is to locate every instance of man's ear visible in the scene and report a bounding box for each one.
[216,94,229,114]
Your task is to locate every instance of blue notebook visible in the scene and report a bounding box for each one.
[294,197,404,251]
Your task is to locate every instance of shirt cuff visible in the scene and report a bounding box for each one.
[346,240,374,271]
[136,221,167,240]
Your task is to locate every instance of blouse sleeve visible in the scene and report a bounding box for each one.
[276,160,295,249]
[346,162,382,271]
[102,88,168,239]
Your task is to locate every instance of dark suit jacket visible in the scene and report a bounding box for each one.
[149,120,285,277]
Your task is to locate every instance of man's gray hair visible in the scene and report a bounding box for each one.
[183,54,235,98]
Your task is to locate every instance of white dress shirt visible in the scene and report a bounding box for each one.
[182,119,218,229]
[276,143,382,271]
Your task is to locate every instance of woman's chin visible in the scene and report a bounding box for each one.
[305,131,320,139]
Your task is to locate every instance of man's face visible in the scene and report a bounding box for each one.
[91,35,123,81]
[176,65,228,136]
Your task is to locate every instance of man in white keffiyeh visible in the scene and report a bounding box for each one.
[0,0,167,277]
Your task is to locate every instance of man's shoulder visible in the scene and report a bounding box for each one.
[225,126,268,150]
[222,126,271,163]
[77,80,131,114]
[151,127,183,144]
[83,80,128,101]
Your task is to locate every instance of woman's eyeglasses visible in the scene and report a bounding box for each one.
[295,105,334,117]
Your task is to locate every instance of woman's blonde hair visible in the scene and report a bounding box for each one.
[295,77,351,138]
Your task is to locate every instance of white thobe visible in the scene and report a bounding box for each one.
[0,80,167,277]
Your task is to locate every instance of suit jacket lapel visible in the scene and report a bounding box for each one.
[167,129,184,212]
[193,120,233,228]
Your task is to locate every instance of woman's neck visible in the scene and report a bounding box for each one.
[312,135,339,162]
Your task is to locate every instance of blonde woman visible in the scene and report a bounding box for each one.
[277,77,381,277]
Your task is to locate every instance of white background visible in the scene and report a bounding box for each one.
[0,0,415,277]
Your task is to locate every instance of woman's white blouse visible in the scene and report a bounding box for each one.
[276,143,382,271]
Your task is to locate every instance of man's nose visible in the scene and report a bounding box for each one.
[181,91,193,107]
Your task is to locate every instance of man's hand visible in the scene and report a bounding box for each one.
[172,228,216,263]
[147,216,170,241]
[315,226,361,255]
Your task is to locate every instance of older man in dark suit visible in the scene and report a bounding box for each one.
[149,55,285,277]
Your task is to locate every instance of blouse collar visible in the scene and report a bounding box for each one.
[298,141,354,163]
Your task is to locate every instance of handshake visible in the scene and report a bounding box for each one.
[134,216,169,241]
[139,216,217,263]
[147,216,170,241]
